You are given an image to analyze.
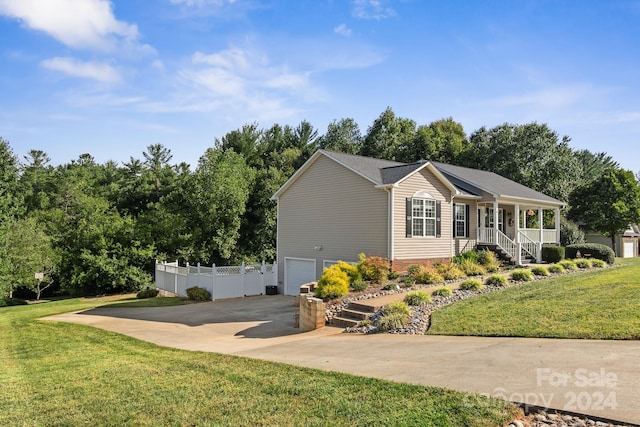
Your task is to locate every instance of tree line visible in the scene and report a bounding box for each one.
[1,107,638,299]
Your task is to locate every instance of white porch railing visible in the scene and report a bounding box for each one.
[520,229,557,243]
[478,228,495,244]
[518,231,538,260]
[496,230,516,260]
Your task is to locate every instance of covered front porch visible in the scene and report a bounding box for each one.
[476,201,561,264]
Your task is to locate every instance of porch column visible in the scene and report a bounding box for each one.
[555,207,561,244]
[515,204,522,265]
[493,200,499,244]
[537,207,543,263]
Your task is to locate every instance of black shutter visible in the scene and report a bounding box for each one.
[406,198,412,238]
[452,203,456,238]
[465,204,470,238]
[502,209,506,233]
[436,200,442,238]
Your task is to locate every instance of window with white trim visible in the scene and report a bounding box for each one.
[412,198,436,237]
[454,203,467,238]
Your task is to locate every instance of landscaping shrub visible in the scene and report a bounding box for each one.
[453,250,479,265]
[377,312,409,331]
[560,218,585,246]
[437,263,466,281]
[382,283,400,291]
[565,243,615,265]
[558,260,578,271]
[591,259,607,268]
[384,301,411,316]
[574,258,592,269]
[477,250,501,272]
[547,264,566,274]
[388,270,399,280]
[510,269,533,282]
[335,261,362,284]
[541,245,565,263]
[0,297,28,307]
[186,286,211,301]
[431,287,452,297]
[350,279,368,292]
[399,275,416,288]
[404,290,432,306]
[459,259,487,276]
[357,253,389,284]
[412,266,444,284]
[459,279,484,291]
[406,264,422,276]
[485,274,507,287]
[136,287,159,299]
[530,266,549,276]
[315,265,350,299]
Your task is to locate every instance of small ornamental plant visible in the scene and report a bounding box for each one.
[438,264,466,281]
[315,265,350,299]
[591,259,607,268]
[485,274,508,287]
[357,253,389,284]
[412,266,444,284]
[459,259,487,277]
[510,269,533,282]
[459,279,484,291]
[559,260,578,271]
[548,264,566,274]
[574,259,592,269]
[431,287,453,297]
[403,290,432,306]
[530,266,549,276]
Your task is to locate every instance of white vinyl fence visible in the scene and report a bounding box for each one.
[155,260,277,301]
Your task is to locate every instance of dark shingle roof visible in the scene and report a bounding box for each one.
[319,149,564,205]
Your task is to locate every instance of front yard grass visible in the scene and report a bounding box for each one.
[428,258,640,339]
[1,297,520,426]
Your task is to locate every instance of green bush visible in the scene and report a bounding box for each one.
[382,283,400,291]
[530,266,549,276]
[574,258,592,269]
[388,270,399,280]
[559,260,578,271]
[412,266,444,284]
[136,287,159,299]
[477,250,501,272]
[406,264,422,276]
[0,297,28,307]
[315,265,350,299]
[377,312,409,331]
[400,276,416,286]
[591,259,607,268]
[560,217,585,246]
[437,264,466,281]
[459,259,487,276]
[459,279,484,291]
[404,290,432,306]
[431,287,452,297]
[335,261,362,284]
[541,245,565,263]
[565,243,615,265]
[453,250,479,265]
[485,274,507,287]
[350,279,368,292]
[357,253,389,284]
[510,269,533,282]
[384,301,411,316]
[186,286,211,301]
[547,264,566,274]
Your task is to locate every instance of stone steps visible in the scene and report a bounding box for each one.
[331,301,379,328]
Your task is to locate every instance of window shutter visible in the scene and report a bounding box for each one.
[465,204,470,238]
[436,200,442,238]
[406,198,412,238]
[502,209,506,233]
[452,203,457,238]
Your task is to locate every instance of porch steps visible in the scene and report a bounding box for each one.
[477,244,535,265]
[331,301,379,328]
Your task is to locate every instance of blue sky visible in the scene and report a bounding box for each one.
[0,0,639,172]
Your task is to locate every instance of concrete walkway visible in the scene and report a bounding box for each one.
[44,295,640,425]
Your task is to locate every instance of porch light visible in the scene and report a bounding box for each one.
[527,209,535,216]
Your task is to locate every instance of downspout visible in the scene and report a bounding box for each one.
[388,187,394,263]
[451,192,455,258]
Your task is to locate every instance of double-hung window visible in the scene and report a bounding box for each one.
[412,198,436,237]
[454,203,467,238]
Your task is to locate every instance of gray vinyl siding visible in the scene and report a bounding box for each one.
[393,169,453,260]
[277,155,389,285]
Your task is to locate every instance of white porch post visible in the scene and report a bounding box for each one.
[537,208,543,263]
[515,204,521,265]
[555,207,561,244]
[493,200,499,244]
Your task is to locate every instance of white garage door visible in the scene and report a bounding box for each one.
[623,241,635,258]
[284,258,316,295]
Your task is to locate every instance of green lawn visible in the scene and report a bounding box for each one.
[1,297,519,426]
[429,258,640,339]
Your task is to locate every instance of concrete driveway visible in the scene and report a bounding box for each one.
[45,295,640,425]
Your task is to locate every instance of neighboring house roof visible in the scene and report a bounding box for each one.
[272,149,566,206]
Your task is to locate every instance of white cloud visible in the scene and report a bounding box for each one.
[352,0,396,20]
[40,57,121,83]
[169,0,236,6]
[334,24,352,37]
[0,0,141,52]
[486,85,594,110]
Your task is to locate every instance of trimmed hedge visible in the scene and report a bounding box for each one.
[565,243,615,264]
[541,245,565,263]
[136,287,159,299]
[0,297,28,307]
[315,265,350,299]
[186,286,211,301]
